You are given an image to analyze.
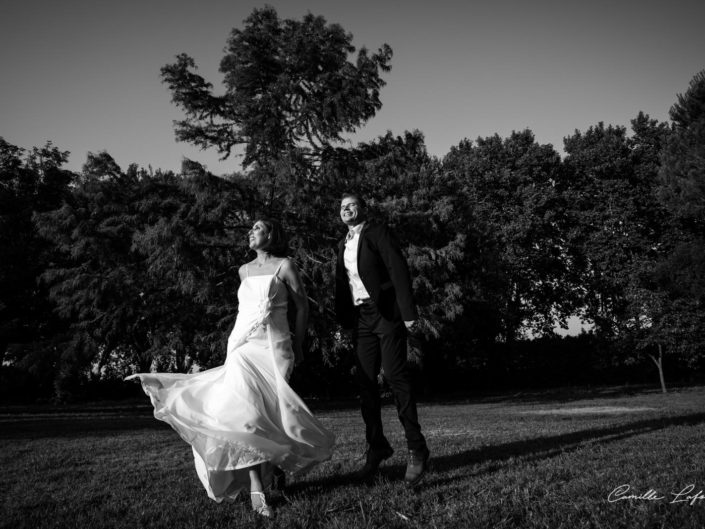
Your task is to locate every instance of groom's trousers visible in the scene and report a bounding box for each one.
[353,300,426,452]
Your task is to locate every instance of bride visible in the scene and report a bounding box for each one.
[127,219,335,518]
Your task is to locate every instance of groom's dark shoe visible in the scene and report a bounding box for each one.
[404,446,430,487]
[355,445,394,482]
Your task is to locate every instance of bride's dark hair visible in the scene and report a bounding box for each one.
[258,218,289,257]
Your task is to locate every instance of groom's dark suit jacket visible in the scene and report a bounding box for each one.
[335,221,418,329]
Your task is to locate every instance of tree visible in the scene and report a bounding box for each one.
[560,118,670,338]
[557,113,705,390]
[660,70,705,233]
[658,69,705,293]
[645,69,705,382]
[35,153,254,399]
[0,138,74,399]
[443,130,566,341]
[627,266,705,393]
[156,6,398,397]
[161,6,392,170]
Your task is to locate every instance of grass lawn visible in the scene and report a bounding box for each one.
[1,385,704,528]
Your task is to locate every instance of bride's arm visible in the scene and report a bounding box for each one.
[280,258,309,364]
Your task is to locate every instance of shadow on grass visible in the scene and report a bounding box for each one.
[288,411,705,493]
[416,411,705,490]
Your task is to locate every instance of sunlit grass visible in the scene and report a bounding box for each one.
[2,386,704,528]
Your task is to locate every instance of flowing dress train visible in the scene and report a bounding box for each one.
[127,263,335,502]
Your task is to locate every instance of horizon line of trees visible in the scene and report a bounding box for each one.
[1,7,703,401]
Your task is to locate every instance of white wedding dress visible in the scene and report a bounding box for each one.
[127,262,335,502]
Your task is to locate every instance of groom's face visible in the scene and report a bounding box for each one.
[340,197,365,226]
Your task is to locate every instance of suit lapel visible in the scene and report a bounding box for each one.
[357,222,369,268]
[337,237,346,266]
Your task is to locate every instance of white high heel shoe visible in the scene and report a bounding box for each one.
[250,491,273,518]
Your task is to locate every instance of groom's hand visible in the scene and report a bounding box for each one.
[405,320,423,344]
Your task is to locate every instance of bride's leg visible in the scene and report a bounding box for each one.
[248,465,263,492]
[248,464,273,517]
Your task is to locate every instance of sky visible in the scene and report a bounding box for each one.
[2,0,704,176]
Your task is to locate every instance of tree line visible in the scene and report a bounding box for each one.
[1,7,703,401]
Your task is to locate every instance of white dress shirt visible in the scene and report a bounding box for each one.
[343,222,371,305]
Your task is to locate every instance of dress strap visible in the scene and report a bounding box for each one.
[273,259,286,279]
[245,263,250,277]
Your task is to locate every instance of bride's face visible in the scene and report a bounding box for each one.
[248,221,270,250]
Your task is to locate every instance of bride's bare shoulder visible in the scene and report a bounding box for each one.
[278,257,297,272]
[238,262,252,280]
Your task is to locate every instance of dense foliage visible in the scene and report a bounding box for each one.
[161,5,392,172]
[1,7,703,401]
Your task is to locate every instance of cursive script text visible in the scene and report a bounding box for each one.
[671,485,705,506]
[608,484,664,503]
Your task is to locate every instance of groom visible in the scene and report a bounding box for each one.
[335,192,430,486]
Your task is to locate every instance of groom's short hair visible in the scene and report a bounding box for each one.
[341,192,367,209]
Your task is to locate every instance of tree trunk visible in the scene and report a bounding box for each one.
[648,344,667,394]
